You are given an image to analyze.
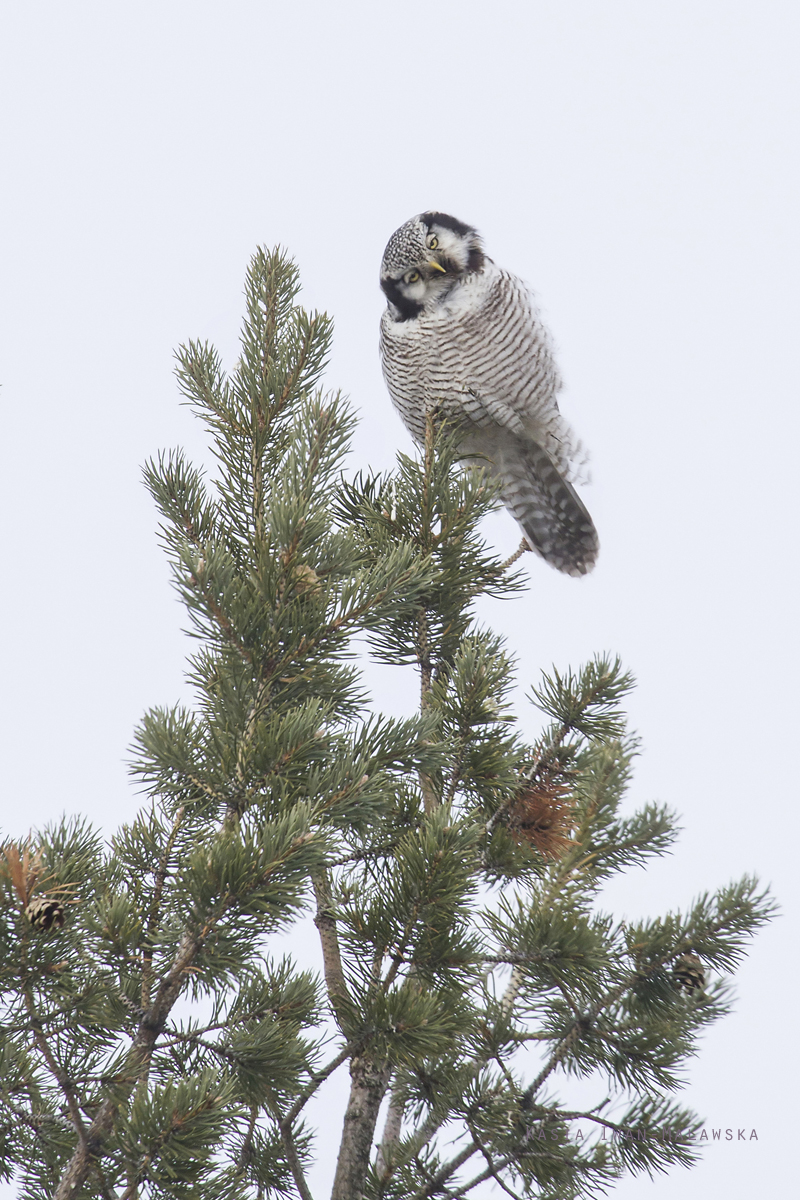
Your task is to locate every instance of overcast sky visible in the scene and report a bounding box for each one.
[1,3,798,1196]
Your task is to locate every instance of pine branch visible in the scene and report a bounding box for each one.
[53,824,315,1197]
[376,1077,404,1176]
[234,1105,259,1176]
[452,1146,572,1199]
[557,1108,628,1135]
[22,981,89,1152]
[55,927,204,1197]
[467,1122,525,1200]
[381,961,527,1186]
[0,1093,74,1136]
[313,870,353,1032]
[410,1138,482,1199]
[280,1037,366,1130]
[276,1118,316,1200]
[141,805,185,1009]
[521,1017,590,1102]
[392,886,741,1192]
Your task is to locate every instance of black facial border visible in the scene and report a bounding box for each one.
[380,276,423,321]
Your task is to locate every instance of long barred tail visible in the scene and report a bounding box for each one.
[499,438,599,576]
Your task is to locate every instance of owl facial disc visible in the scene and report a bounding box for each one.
[380,212,484,320]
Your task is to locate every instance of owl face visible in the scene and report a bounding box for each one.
[380,212,485,320]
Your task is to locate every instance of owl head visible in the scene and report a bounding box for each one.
[380,212,485,319]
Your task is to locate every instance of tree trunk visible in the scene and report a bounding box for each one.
[330,1052,391,1200]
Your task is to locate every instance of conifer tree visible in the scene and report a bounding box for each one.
[0,248,774,1200]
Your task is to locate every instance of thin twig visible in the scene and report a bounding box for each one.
[281,1038,365,1130]
[235,1106,259,1175]
[410,1139,481,1199]
[328,838,401,868]
[0,1094,74,1135]
[556,1108,628,1134]
[477,951,572,965]
[466,1121,524,1200]
[498,539,531,572]
[117,1156,152,1200]
[22,986,89,1151]
[90,1161,118,1200]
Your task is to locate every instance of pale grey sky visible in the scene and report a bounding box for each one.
[1,2,797,1196]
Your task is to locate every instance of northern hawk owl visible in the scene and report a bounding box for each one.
[379,212,598,576]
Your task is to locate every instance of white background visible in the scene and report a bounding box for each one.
[1,2,797,1196]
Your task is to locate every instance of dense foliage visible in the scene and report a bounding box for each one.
[0,249,773,1199]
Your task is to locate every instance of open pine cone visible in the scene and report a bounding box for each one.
[24,895,66,932]
[672,952,705,993]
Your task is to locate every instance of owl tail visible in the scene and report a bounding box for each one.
[499,439,599,576]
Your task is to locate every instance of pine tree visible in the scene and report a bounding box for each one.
[0,248,774,1200]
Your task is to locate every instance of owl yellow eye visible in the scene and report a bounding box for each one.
[427,236,439,250]
[406,270,421,284]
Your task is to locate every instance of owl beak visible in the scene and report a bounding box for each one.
[427,259,447,274]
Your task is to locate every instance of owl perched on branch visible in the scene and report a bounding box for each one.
[379,212,598,576]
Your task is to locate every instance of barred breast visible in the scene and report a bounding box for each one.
[379,262,583,482]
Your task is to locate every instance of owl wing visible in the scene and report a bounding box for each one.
[429,266,588,484]
[431,267,598,573]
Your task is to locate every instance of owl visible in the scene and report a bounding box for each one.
[379,212,598,576]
